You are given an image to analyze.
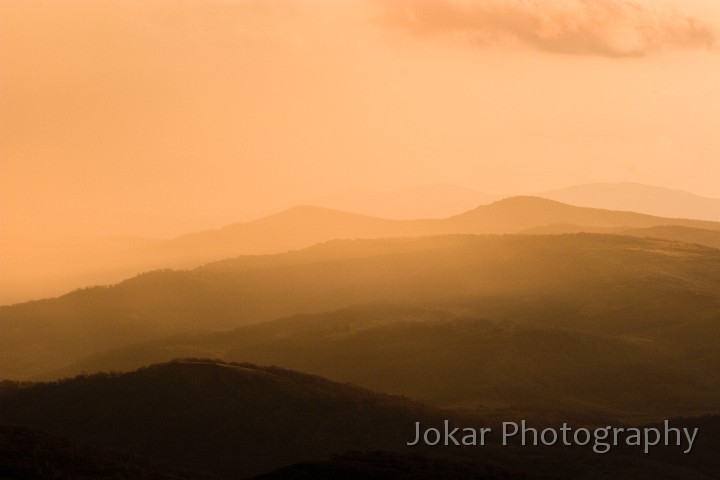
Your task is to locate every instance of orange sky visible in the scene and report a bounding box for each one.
[2,0,720,253]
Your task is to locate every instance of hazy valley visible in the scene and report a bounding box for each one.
[5,0,720,476]
[3,192,720,305]
[2,199,720,478]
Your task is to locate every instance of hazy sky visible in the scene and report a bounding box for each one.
[2,0,720,250]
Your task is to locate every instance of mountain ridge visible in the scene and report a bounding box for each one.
[3,232,719,397]
[137,196,720,270]
[3,196,720,305]
[537,182,720,222]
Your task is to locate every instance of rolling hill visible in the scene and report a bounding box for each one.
[537,183,720,222]
[519,224,720,250]
[47,301,720,423]
[135,196,720,268]
[1,360,718,480]
[3,197,719,305]
[0,359,460,478]
[618,225,720,250]
[3,233,719,423]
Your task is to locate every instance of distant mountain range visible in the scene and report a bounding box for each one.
[536,183,720,222]
[303,182,720,222]
[306,182,720,222]
[136,196,720,268]
[4,233,720,424]
[3,191,719,305]
[304,183,500,219]
[3,183,719,479]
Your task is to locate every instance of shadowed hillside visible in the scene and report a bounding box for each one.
[0,424,214,479]
[251,440,720,480]
[0,360,458,478]
[3,233,720,383]
[1,360,718,480]
[50,300,720,423]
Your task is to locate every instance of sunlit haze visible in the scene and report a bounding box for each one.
[2,0,720,302]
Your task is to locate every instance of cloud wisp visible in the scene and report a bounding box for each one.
[379,0,718,57]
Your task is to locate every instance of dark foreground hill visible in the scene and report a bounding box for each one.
[1,361,718,480]
[0,360,451,478]
[0,424,214,479]
[252,451,559,480]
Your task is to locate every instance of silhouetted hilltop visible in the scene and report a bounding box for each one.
[2,361,718,480]
[0,359,449,478]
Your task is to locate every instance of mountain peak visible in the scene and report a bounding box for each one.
[459,196,570,216]
[490,196,568,207]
